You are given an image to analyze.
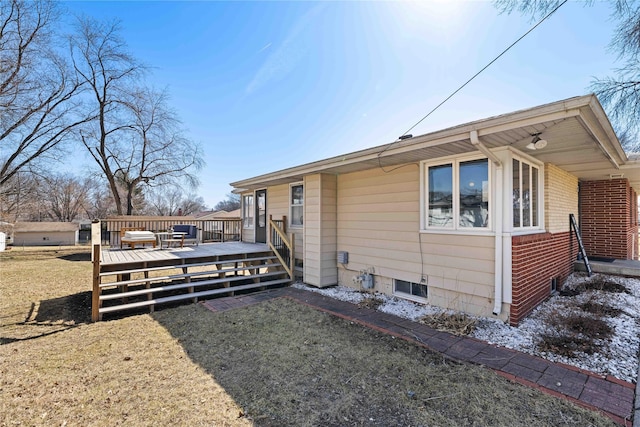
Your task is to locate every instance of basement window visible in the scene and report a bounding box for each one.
[394,279,428,302]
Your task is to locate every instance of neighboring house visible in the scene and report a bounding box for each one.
[14,222,78,246]
[231,95,640,326]
[194,209,241,220]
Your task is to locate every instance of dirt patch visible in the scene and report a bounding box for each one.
[580,276,630,294]
[579,299,624,317]
[538,334,597,357]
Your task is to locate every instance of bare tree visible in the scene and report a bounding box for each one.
[70,18,204,215]
[70,16,145,215]
[114,87,204,215]
[0,170,40,222]
[146,185,207,216]
[214,193,241,212]
[37,173,91,222]
[83,177,117,219]
[0,0,89,187]
[494,0,640,150]
[180,193,207,216]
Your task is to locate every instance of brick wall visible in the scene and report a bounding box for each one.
[510,232,577,326]
[545,164,579,233]
[580,179,638,260]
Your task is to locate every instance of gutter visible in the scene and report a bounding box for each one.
[470,131,503,316]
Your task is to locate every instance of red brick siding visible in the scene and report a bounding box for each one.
[581,179,638,260]
[511,232,577,326]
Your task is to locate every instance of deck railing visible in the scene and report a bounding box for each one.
[90,219,289,322]
[269,215,293,279]
[100,216,242,246]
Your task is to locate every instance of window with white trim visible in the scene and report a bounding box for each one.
[394,279,428,301]
[424,158,490,230]
[512,158,540,228]
[290,183,303,227]
[242,194,254,228]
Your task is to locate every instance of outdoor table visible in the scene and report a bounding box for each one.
[156,231,187,249]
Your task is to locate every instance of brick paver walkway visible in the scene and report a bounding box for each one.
[201,287,635,425]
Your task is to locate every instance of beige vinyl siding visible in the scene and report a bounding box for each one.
[266,184,288,218]
[336,166,497,316]
[241,228,253,242]
[304,174,337,286]
[249,184,304,261]
[545,164,579,233]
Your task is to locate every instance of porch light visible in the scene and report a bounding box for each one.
[526,133,548,150]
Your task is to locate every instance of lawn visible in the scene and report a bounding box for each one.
[0,247,617,426]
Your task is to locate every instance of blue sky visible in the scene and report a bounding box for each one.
[63,1,619,208]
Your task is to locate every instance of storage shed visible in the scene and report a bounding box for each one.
[13,222,79,246]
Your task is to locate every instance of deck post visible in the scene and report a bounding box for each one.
[91,220,102,322]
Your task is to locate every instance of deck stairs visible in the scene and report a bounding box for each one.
[96,250,290,320]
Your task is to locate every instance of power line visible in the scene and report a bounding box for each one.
[378,0,568,159]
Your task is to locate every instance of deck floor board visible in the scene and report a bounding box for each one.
[101,242,270,267]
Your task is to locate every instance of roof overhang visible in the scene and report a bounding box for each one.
[231,94,640,192]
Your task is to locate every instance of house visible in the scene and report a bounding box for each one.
[13,222,79,246]
[194,209,241,220]
[230,95,639,325]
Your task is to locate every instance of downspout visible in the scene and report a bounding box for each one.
[470,131,503,316]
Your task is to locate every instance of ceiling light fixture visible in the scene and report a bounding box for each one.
[526,133,548,150]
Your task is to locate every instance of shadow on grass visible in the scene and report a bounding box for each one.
[57,252,91,262]
[34,291,92,323]
[150,298,617,427]
[1,292,91,345]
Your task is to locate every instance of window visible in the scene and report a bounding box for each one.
[512,158,540,228]
[290,184,303,227]
[394,279,427,301]
[242,194,254,228]
[428,164,453,227]
[425,158,490,230]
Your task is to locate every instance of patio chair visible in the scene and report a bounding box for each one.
[172,224,199,246]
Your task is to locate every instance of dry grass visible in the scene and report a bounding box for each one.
[537,277,625,358]
[0,247,617,426]
[418,312,478,336]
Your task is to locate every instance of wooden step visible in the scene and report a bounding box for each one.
[100,271,288,301]
[99,278,291,314]
[101,262,283,288]
[99,254,278,277]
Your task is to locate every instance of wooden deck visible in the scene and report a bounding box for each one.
[93,241,286,320]
[101,242,271,267]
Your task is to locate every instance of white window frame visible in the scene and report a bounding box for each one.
[242,194,254,229]
[289,182,304,229]
[421,155,492,233]
[511,154,544,232]
[393,279,428,303]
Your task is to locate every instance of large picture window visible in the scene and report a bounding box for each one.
[512,158,539,228]
[242,194,254,229]
[290,184,303,227]
[425,158,490,230]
